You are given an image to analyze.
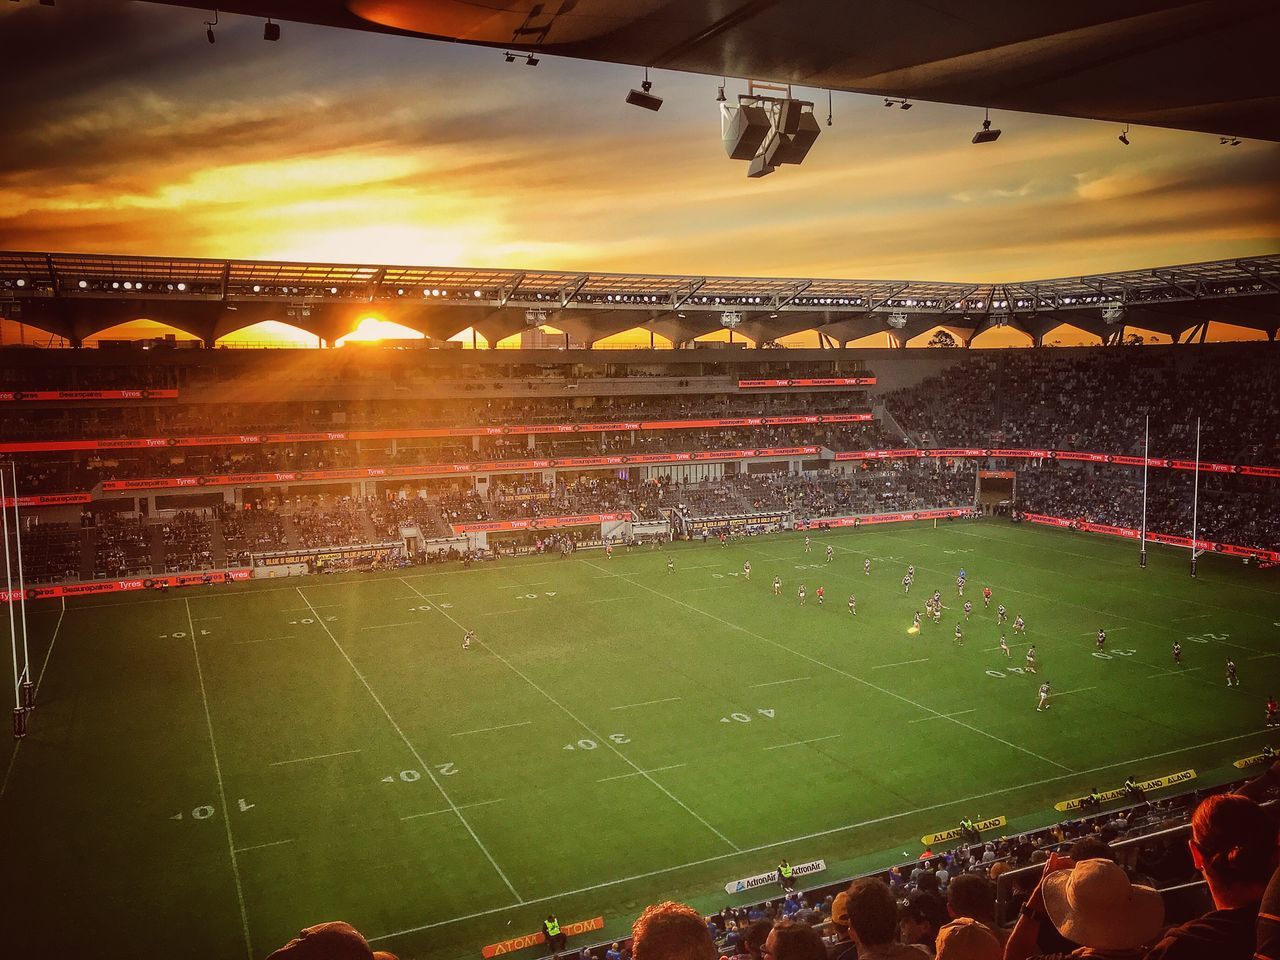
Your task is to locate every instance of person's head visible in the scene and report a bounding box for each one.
[1189,793,1279,905]
[632,902,717,960]
[265,921,399,960]
[762,919,826,960]
[934,918,1002,960]
[742,920,773,959]
[1068,836,1113,863]
[899,892,948,947]
[829,891,851,940]
[947,874,996,923]
[1041,858,1164,950]
[844,877,898,947]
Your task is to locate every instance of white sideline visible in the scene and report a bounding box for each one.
[235,839,295,853]
[398,577,741,854]
[234,635,296,645]
[763,735,841,751]
[368,725,1278,946]
[909,709,977,724]
[186,599,253,960]
[610,696,682,710]
[270,749,361,766]
[1053,687,1097,697]
[871,658,930,669]
[451,721,532,737]
[401,798,504,821]
[360,621,417,630]
[597,764,687,783]
[295,586,525,904]
[748,677,810,688]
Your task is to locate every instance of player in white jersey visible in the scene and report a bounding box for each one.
[848,594,857,616]
[1172,641,1182,665]
[963,600,973,621]
[999,634,1010,658]
[667,556,675,574]
[902,574,912,594]
[826,545,834,563]
[1096,628,1107,651]
[743,560,751,581]
[864,558,871,576]
[997,604,1007,624]
[1025,645,1037,673]
[1227,659,1239,687]
[798,584,807,605]
[805,536,812,553]
[907,564,915,579]
[954,624,964,646]
[1037,682,1051,711]
[912,610,922,630]
[956,575,965,596]
[1013,615,1026,634]
[463,630,474,650]
[773,575,782,595]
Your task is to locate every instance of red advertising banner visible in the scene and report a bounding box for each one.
[0,413,871,454]
[0,389,179,402]
[738,378,876,388]
[798,508,971,529]
[0,568,252,603]
[2,493,93,507]
[833,449,921,461]
[481,916,605,958]
[451,512,631,533]
[1020,513,1280,562]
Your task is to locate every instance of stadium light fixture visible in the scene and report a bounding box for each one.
[263,18,280,41]
[1219,136,1241,146]
[78,280,87,289]
[883,97,912,110]
[972,108,1001,143]
[503,52,516,63]
[716,79,727,103]
[204,9,217,44]
[525,54,539,66]
[627,68,663,111]
[1118,124,1130,146]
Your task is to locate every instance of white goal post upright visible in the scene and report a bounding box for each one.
[1,466,24,738]
[1139,414,1149,569]
[10,463,31,711]
[1190,417,1201,579]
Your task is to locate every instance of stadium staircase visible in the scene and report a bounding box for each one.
[874,403,915,446]
[148,523,165,571]
[208,518,227,568]
[280,515,301,550]
[357,507,378,543]
[78,528,95,581]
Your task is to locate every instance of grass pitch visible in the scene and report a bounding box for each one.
[2,518,1279,960]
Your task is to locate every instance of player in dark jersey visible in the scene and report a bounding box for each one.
[1227,659,1239,687]
[1096,628,1107,651]
[954,624,964,646]
[1267,696,1278,728]
[816,586,825,606]
[963,600,973,621]
[1172,641,1182,665]
[997,603,1007,624]
[1037,682,1051,711]
[666,556,675,574]
[982,586,992,608]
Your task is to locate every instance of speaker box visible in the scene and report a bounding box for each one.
[777,111,820,164]
[721,103,771,160]
[626,88,663,111]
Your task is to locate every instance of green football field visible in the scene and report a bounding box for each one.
[3,518,1279,960]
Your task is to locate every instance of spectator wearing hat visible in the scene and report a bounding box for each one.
[900,892,949,955]
[946,875,1008,947]
[1004,854,1164,960]
[1145,793,1278,959]
[265,921,399,960]
[828,891,857,960]
[935,918,1001,960]
[844,877,930,958]
[632,902,717,960]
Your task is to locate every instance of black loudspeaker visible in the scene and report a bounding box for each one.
[721,104,771,160]
[626,88,663,111]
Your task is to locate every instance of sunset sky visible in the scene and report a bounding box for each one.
[1,0,1278,346]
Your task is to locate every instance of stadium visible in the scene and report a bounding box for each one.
[2,4,1280,960]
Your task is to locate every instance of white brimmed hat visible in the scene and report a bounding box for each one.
[1041,858,1164,950]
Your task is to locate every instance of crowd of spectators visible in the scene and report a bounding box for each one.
[91,514,151,579]
[160,510,213,572]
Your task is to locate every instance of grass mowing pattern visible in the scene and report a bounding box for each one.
[2,518,1278,960]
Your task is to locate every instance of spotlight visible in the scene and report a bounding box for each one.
[206,26,215,43]
[1118,124,1130,146]
[883,98,893,108]
[15,278,25,287]
[263,19,280,41]
[504,52,516,63]
[972,108,1001,144]
[716,85,726,103]
[78,280,87,289]
[204,10,217,44]
[900,101,912,110]
[525,54,538,66]
[627,68,662,111]
[177,282,186,291]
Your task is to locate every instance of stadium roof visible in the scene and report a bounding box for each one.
[138,0,1280,142]
[1,251,1277,347]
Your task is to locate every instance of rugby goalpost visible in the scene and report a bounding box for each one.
[2,461,34,739]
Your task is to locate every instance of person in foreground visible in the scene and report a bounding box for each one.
[1144,792,1277,959]
[843,876,930,957]
[265,921,399,960]
[632,901,718,960]
[1003,854,1163,960]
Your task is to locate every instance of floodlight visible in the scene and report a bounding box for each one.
[206,26,215,43]
[972,108,1001,144]
[627,68,662,111]
[504,52,516,62]
[525,54,539,66]
[1118,124,1130,146]
[264,19,280,41]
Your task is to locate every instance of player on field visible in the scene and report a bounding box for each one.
[1227,658,1239,687]
[982,586,992,608]
[963,600,973,621]
[1037,681,1051,712]
[743,561,751,581]
[805,536,812,553]
[667,556,675,574]
[954,624,964,646]
[1267,696,1278,728]
[605,542,613,560]
[1013,614,1026,634]
[848,594,856,616]
[1026,645,1037,673]
[932,600,942,624]
[913,610,922,630]
[773,575,782,596]
[956,574,965,596]
[816,586,825,606]
[864,558,871,576]
[1172,641,1182,665]
[1096,628,1107,651]
[997,603,1007,624]
[463,629,474,650]
[999,634,1010,658]
[902,574,912,594]
[907,564,916,579]
[798,584,807,605]
[826,544,834,563]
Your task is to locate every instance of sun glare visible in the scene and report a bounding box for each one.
[335,316,427,346]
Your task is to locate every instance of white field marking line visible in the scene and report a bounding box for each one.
[597,764,688,783]
[909,709,977,724]
[401,798,505,821]
[1054,687,1097,698]
[0,601,68,801]
[843,530,1266,666]
[186,598,253,960]
[763,735,841,751]
[481,609,531,617]
[398,576,740,853]
[748,677,810,688]
[984,643,1029,652]
[872,658,930,669]
[1250,652,1280,661]
[368,724,1277,946]
[584,596,634,604]
[295,586,524,904]
[1081,627,1129,636]
[360,621,418,630]
[192,615,223,621]
[610,696,683,710]
[1173,613,1214,623]
[1146,666,1206,679]
[581,558,1073,775]
[683,584,735,592]
[233,635,296,645]
[270,749,362,766]
[451,720,532,737]
[235,838,295,853]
